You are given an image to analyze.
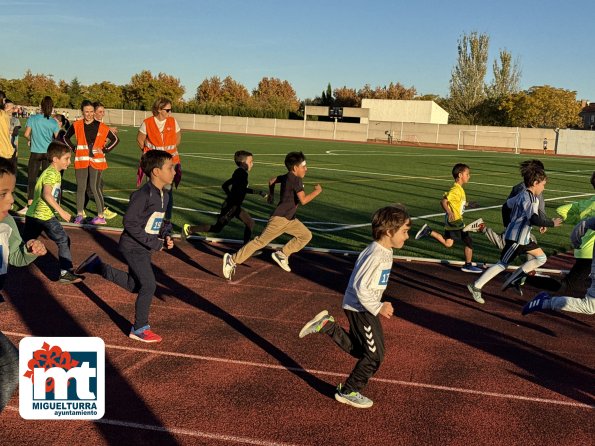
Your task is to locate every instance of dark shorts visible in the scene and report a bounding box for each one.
[444,229,473,248]
[500,240,540,265]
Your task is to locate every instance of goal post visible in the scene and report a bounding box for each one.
[457,128,520,154]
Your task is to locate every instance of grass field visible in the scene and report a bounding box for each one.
[13,127,594,264]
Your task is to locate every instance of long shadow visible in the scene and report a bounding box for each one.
[83,229,336,399]
[5,253,180,445]
[386,265,595,406]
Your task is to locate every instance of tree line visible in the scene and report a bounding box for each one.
[0,32,584,128]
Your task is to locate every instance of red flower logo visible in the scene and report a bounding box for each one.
[23,342,80,392]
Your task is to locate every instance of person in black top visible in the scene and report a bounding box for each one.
[183,150,267,244]
[222,151,322,280]
[74,151,175,343]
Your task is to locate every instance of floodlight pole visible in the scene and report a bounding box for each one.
[333,117,337,140]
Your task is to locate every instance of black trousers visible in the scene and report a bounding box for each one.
[189,203,255,244]
[101,246,156,330]
[525,258,591,297]
[323,309,385,394]
[0,331,19,413]
[27,153,49,201]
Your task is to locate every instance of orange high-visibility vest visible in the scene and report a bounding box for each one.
[142,116,180,164]
[72,120,109,170]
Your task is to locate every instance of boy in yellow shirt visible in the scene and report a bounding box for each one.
[415,163,483,273]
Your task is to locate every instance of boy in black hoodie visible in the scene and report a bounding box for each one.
[75,151,175,343]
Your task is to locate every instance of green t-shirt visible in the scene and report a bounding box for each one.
[26,166,62,221]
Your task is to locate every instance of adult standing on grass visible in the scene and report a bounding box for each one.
[63,100,118,225]
[136,98,182,224]
[18,96,59,215]
[0,91,16,168]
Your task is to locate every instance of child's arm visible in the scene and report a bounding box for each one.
[221,177,233,196]
[267,176,278,204]
[42,185,71,222]
[440,197,455,221]
[297,184,322,206]
[61,125,76,150]
[4,217,46,267]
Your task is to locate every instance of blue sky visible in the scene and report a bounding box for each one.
[1,0,593,102]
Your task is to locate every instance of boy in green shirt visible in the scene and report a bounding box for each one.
[0,157,46,413]
[24,141,82,284]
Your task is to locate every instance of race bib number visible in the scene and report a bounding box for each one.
[145,212,165,235]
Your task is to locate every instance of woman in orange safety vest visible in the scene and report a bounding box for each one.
[136,97,182,221]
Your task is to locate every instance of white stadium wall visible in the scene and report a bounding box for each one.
[360,99,449,124]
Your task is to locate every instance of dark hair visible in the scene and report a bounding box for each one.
[92,101,104,110]
[234,150,253,167]
[523,166,547,187]
[284,151,306,171]
[80,99,93,111]
[54,114,70,129]
[0,156,16,177]
[371,204,411,241]
[591,171,595,189]
[0,90,5,109]
[140,150,173,177]
[520,159,544,177]
[452,163,469,179]
[39,96,53,119]
[47,141,71,161]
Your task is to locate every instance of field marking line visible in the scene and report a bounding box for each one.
[2,407,300,446]
[5,331,592,410]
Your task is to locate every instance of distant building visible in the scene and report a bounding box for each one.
[579,100,595,130]
[360,99,448,124]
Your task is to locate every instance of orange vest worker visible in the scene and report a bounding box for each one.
[73,120,109,171]
[142,116,180,164]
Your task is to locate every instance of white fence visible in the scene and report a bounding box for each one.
[54,107,595,157]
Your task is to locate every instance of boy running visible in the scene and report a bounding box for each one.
[75,151,175,343]
[299,205,411,408]
[183,150,268,243]
[467,165,563,304]
[23,142,82,284]
[222,151,322,279]
[415,163,483,273]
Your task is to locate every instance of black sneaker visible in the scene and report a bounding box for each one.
[75,253,102,275]
[59,270,83,284]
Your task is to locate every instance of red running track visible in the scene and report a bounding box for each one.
[0,226,593,445]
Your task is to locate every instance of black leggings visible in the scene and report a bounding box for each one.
[188,204,255,244]
[27,153,49,201]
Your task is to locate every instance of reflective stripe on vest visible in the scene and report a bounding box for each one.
[142,116,180,164]
[73,120,110,170]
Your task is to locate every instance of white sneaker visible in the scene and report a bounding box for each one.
[17,206,29,215]
[222,253,236,280]
[463,218,485,232]
[271,251,291,272]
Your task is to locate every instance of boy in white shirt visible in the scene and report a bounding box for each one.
[299,205,411,409]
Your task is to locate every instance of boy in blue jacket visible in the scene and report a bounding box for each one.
[76,151,175,343]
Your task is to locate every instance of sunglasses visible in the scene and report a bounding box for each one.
[162,108,172,112]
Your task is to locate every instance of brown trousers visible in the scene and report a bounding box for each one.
[232,216,312,264]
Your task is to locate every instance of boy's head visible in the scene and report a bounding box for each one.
[372,205,411,248]
[452,163,470,183]
[234,150,254,171]
[520,159,544,178]
[523,165,547,194]
[285,151,307,177]
[0,157,16,219]
[47,141,72,171]
[141,150,174,181]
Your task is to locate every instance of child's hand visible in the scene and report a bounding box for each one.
[62,211,73,223]
[314,184,322,193]
[267,193,274,204]
[539,226,548,234]
[552,217,563,227]
[26,239,47,256]
[379,302,394,319]
[164,235,174,250]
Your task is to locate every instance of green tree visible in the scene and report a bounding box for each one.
[448,31,489,124]
[67,77,84,108]
[20,70,61,106]
[86,81,124,108]
[252,77,299,112]
[123,70,185,110]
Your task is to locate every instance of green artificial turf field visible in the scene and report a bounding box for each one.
[14,127,594,263]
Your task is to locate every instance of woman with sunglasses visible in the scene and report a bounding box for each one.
[136,98,182,222]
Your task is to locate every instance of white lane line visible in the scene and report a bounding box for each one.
[5,332,592,410]
[3,407,301,446]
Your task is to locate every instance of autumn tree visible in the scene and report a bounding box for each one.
[252,77,299,112]
[448,31,490,124]
[333,86,360,107]
[501,85,582,128]
[195,76,223,103]
[20,70,62,106]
